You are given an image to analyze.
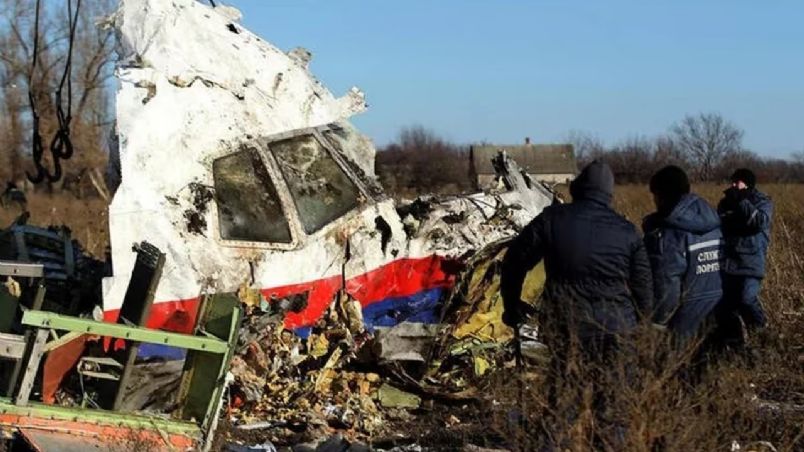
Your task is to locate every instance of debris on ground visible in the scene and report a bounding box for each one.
[377,384,421,409]
[371,323,442,363]
[222,240,548,448]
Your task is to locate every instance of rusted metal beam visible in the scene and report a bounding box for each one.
[112,241,165,411]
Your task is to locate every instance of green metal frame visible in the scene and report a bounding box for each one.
[11,298,243,450]
[173,293,243,452]
[21,311,229,354]
[0,397,200,436]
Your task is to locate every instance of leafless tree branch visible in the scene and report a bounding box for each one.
[670,113,744,181]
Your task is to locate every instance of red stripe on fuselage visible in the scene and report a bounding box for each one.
[103,255,458,333]
[346,255,455,307]
[103,298,200,334]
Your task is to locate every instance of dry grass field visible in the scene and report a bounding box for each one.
[615,184,803,352]
[479,184,804,451]
[2,184,802,450]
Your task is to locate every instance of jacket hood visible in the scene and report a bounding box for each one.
[662,193,721,234]
[570,161,614,206]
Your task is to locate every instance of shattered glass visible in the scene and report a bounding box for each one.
[322,127,385,199]
[213,149,292,243]
[271,135,361,234]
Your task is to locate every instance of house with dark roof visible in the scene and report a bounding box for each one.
[470,139,578,189]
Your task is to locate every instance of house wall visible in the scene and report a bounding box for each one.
[533,173,574,185]
[477,173,574,189]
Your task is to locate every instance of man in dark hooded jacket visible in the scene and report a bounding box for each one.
[500,161,652,448]
[714,168,772,349]
[642,166,724,343]
[501,161,653,355]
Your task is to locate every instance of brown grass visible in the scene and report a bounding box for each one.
[476,183,804,451]
[2,185,802,450]
[615,184,804,350]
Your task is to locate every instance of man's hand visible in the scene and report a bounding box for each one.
[723,187,748,209]
[725,187,740,202]
[502,301,537,327]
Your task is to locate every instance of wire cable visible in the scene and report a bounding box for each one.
[46,0,82,182]
[25,0,46,184]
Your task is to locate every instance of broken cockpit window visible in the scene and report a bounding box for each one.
[213,148,292,243]
[271,135,361,234]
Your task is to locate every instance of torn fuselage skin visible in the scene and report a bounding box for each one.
[104,0,553,337]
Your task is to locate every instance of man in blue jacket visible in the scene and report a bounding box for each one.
[715,168,773,349]
[643,166,724,344]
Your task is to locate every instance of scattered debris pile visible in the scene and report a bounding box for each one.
[227,289,396,444]
[224,243,547,448]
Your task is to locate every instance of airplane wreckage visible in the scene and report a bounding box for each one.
[0,0,556,449]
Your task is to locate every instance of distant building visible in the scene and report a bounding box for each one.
[470,139,578,189]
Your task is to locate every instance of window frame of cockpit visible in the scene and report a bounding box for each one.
[211,125,374,250]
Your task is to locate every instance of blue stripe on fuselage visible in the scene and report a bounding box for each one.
[137,286,446,356]
[361,287,444,330]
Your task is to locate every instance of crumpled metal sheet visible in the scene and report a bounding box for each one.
[377,384,421,409]
[104,0,555,340]
[225,237,547,445]
[372,323,443,363]
[104,0,377,317]
[100,2,557,444]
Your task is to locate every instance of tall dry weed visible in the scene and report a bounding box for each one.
[1,184,802,450]
[480,184,804,451]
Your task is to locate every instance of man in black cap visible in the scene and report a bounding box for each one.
[642,166,724,345]
[501,160,652,391]
[715,168,773,350]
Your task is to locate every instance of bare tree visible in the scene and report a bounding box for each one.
[376,126,471,197]
[653,135,688,169]
[713,149,758,182]
[602,136,654,183]
[670,113,744,181]
[565,129,605,167]
[0,0,116,193]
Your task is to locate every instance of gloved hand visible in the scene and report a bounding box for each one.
[502,301,537,327]
[724,187,739,203]
[724,186,748,204]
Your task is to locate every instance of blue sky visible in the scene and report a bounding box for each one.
[224,0,803,157]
